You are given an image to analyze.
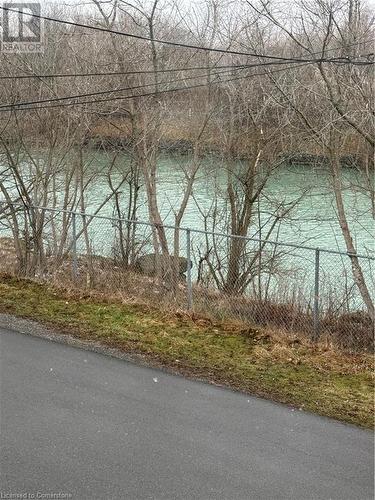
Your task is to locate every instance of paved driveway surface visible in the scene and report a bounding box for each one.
[0,328,373,499]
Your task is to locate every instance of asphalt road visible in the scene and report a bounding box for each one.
[0,328,373,500]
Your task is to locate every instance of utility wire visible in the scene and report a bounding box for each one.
[0,6,373,64]
[0,65,256,109]
[0,64,249,80]
[0,61,311,113]
[0,52,373,81]
[0,60,300,80]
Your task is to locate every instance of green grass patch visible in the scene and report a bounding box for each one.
[0,275,373,428]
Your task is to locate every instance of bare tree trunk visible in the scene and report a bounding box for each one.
[331,154,374,320]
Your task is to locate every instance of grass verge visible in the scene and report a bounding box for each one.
[0,275,373,428]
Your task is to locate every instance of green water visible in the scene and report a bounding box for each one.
[84,151,374,255]
[1,149,374,310]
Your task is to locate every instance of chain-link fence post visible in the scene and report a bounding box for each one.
[71,212,78,281]
[313,247,320,340]
[186,228,193,310]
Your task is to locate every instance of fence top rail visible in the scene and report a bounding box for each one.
[1,201,374,261]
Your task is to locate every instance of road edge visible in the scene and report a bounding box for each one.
[1,312,372,432]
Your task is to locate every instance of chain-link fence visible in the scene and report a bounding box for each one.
[0,202,373,350]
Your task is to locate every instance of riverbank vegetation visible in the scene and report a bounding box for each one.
[0,0,373,348]
[0,275,373,428]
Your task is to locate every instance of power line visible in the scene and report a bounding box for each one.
[0,60,294,81]
[0,61,311,113]
[0,6,373,64]
[0,65,256,110]
[0,52,373,81]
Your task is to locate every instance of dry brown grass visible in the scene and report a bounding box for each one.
[1,235,373,352]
